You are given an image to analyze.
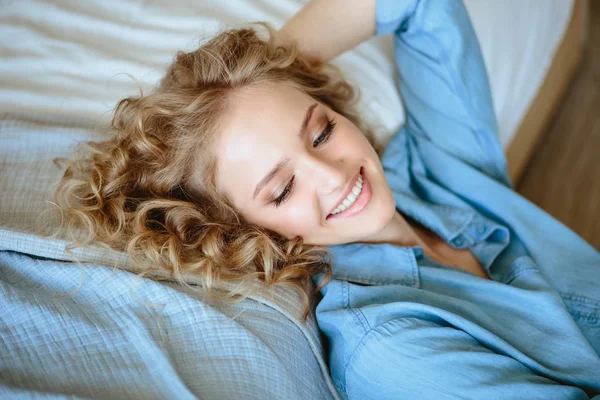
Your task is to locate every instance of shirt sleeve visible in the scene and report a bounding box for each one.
[375,0,513,188]
[344,317,593,399]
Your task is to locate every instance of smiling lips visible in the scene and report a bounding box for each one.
[326,167,372,220]
[330,174,363,215]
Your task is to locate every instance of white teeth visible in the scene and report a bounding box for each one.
[330,173,364,215]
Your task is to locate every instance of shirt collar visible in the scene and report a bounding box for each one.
[382,129,476,241]
[325,241,421,287]
[322,195,476,288]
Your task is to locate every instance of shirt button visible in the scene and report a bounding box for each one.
[452,236,465,247]
[475,223,487,235]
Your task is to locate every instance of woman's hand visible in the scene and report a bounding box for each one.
[277,0,376,63]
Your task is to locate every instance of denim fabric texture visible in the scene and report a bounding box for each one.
[312,0,600,399]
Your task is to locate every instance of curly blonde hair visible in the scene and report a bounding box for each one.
[53,22,379,322]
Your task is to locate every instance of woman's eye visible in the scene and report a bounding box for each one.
[270,118,336,208]
[272,176,295,208]
[312,118,336,147]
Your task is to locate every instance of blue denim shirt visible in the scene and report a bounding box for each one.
[312,1,600,399]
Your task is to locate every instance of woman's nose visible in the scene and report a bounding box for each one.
[298,154,347,196]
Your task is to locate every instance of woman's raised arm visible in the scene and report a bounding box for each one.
[277,0,376,63]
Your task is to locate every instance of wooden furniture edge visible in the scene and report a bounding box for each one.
[505,0,590,185]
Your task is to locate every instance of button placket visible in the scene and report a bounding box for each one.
[461,220,490,244]
[450,234,470,248]
[475,222,487,235]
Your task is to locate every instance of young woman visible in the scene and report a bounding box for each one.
[55,0,600,398]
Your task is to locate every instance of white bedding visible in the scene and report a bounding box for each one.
[0,0,573,147]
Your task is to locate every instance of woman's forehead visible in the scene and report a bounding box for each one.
[214,82,318,200]
[220,83,309,152]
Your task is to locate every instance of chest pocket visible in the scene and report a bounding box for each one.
[561,293,600,356]
[505,258,600,356]
[561,293,600,326]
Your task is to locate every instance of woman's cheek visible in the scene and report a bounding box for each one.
[279,200,318,237]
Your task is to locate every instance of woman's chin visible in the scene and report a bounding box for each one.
[354,198,397,242]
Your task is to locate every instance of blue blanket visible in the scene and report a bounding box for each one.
[0,250,335,399]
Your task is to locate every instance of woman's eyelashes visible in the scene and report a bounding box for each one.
[273,176,295,207]
[312,118,336,147]
[271,117,337,208]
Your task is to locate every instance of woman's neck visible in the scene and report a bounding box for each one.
[360,210,424,248]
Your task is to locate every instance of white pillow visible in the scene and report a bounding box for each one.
[0,0,572,147]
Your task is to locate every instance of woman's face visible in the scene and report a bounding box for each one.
[214,81,396,246]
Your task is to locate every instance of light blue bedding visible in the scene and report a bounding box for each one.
[0,250,336,399]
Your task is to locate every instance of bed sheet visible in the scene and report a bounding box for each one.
[0,0,573,147]
[0,250,337,399]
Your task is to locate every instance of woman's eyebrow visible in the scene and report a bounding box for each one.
[252,103,318,200]
[299,102,318,138]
